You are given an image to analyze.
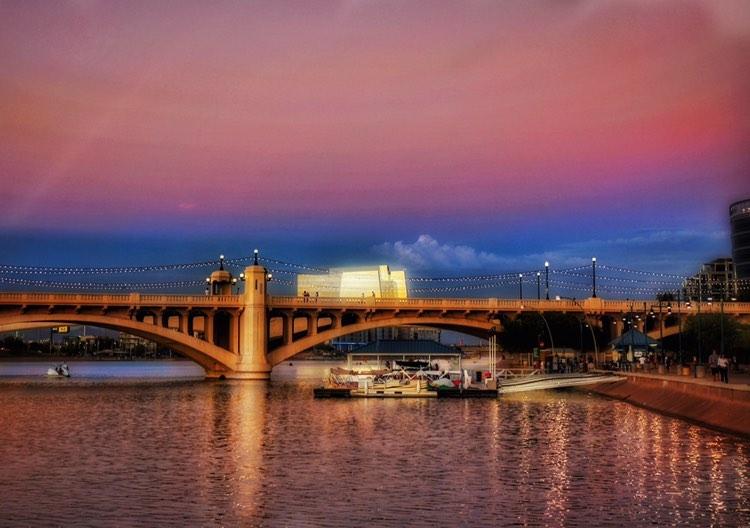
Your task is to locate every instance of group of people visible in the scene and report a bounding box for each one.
[708,350,732,383]
[301,291,318,302]
[541,354,592,374]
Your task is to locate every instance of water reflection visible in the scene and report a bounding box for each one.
[0,372,748,527]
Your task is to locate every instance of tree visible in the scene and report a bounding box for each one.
[0,336,26,356]
[497,312,605,353]
[682,314,743,361]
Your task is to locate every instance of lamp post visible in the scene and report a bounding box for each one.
[720,282,725,358]
[253,248,259,265]
[544,261,550,300]
[519,274,523,300]
[219,254,225,271]
[558,296,598,366]
[536,272,541,300]
[676,289,682,367]
[648,297,668,357]
[591,257,597,298]
[697,277,702,365]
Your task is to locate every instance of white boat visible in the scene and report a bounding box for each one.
[46,364,71,378]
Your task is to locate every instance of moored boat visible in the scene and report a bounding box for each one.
[46,363,71,378]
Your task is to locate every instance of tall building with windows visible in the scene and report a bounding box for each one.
[683,257,737,300]
[730,199,750,299]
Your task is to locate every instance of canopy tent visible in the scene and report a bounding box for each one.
[609,329,659,351]
[346,340,462,370]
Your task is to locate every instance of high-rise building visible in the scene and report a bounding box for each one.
[683,257,737,300]
[730,199,750,291]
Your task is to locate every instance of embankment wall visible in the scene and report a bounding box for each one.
[583,373,750,438]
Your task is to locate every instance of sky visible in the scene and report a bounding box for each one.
[2,0,750,284]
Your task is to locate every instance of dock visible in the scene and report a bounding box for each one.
[497,373,622,394]
[313,387,498,399]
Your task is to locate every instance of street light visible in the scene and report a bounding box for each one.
[219,254,225,270]
[519,274,523,300]
[558,296,599,366]
[544,261,550,300]
[237,272,246,294]
[720,282,725,358]
[536,272,541,300]
[591,257,597,298]
[253,248,259,265]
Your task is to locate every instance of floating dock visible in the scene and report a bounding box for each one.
[497,373,622,394]
[313,387,498,399]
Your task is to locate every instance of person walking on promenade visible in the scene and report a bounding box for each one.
[717,353,729,384]
[708,350,719,381]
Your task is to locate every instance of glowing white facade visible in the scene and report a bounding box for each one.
[297,265,407,298]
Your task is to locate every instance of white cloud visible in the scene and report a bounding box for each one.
[373,230,729,275]
[373,235,515,271]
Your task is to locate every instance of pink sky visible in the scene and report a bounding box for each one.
[1,0,749,236]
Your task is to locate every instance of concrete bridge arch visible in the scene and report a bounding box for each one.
[268,315,496,366]
[0,313,237,376]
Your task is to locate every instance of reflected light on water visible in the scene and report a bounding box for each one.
[0,370,748,527]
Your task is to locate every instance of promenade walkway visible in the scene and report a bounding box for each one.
[602,366,750,389]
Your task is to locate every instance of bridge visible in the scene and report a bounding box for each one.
[2,263,750,379]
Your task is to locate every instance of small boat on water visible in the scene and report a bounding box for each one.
[46,363,70,378]
[320,364,467,398]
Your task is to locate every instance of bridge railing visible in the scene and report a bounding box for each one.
[269,296,586,311]
[268,296,750,315]
[0,292,243,307]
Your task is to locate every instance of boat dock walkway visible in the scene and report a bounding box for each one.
[314,373,621,398]
[497,373,622,394]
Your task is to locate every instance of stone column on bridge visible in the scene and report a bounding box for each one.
[283,312,293,345]
[233,265,271,379]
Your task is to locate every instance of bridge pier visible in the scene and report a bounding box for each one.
[233,264,272,380]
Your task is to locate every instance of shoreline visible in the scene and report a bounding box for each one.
[581,372,750,439]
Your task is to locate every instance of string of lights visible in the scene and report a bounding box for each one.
[597,264,688,279]
[2,255,749,297]
[552,269,684,285]
[407,265,589,282]
[0,276,207,290]
[0,254,329,276]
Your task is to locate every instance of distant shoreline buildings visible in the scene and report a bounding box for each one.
[730,199,750,285]
[684,198,749,301]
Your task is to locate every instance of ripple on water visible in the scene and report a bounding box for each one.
[0,369,748,527]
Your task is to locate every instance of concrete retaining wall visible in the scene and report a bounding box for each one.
[583,373,750,438]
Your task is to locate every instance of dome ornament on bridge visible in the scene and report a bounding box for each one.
[206,254,236,296]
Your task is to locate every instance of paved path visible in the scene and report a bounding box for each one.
[599,368,750,389]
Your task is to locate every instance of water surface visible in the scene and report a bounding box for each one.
[0,361,748,527]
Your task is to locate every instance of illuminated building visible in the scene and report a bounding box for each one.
[297,265,407,298]
[730,199,750,299]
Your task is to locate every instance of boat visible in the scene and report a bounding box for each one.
[46,363,70,378]
[319,365,470,398]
